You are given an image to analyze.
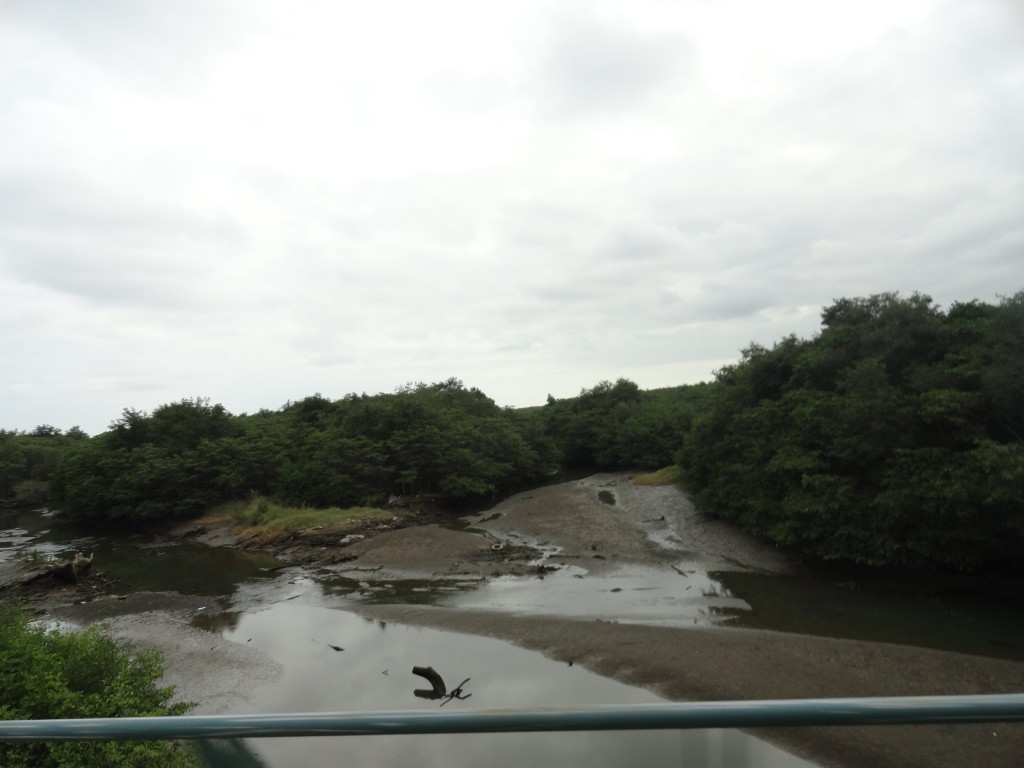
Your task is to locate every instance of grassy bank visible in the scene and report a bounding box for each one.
[631,466,681,486]
[209,496,396,547]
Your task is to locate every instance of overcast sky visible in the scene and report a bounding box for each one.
[2,0,1022,435]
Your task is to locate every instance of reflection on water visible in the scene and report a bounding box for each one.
[321,575,483,604]
[320,561,750,628]
[0,508,94,565]
[7,505,1022,767]
[433,562,750,627]
[1,507,281,596]
[88,539,280,596]
[7,506,1023,665]
[1,526,34,552]
[194,587,813,768]
[714,570,1024,662]
[192,610,244,634]
[327,556,1024,662]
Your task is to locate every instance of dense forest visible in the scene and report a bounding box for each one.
[682,291,1024,571]
[2,291,1022,573]
[1,378,708,520]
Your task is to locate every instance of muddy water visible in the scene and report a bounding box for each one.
[714,569,1024,661]
[185,579,815,768]
[428,559,746,627]
[327,548,1024,663]
[0,508,280,595]
[4,508,818,768]
[5,502,1023,767]
[434,501,1024,662]
[5,504,1024,664]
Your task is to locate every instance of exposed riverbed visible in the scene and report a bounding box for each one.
[3,474,1024,768]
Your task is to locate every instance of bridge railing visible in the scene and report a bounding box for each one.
[1,694,1023,743]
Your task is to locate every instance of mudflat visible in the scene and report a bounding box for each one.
[339,475,1024,768]
[32,474,1024,767]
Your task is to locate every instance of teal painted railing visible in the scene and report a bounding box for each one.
[1,694,1023,742]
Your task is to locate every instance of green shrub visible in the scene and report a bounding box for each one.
[13,480,50,507]
[0,604,198,768]
[227,494,272,526]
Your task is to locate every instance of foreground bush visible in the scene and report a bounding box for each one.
[0,604,197,768]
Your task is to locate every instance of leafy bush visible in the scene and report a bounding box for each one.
[0,604,197,768]
[13,479,50,507]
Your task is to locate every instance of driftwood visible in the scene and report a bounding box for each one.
[24,552,93,585]
[412,666,447,698]
[412,666,472,705]
[53,552,93,582]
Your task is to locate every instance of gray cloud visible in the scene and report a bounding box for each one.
[0,0,1021,434]
[538,10,693,117]
[0,171,244,310]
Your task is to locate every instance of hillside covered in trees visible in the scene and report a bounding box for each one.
[682,291,1024,572]
[2,291,1021,573]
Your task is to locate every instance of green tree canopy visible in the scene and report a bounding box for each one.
[681,291,1024,571]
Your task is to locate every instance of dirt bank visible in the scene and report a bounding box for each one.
[475,474,800,572]
[328,473,800,581]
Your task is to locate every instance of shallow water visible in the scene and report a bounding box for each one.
[5,503,1023,768]
[1,508,280,595]
[1,508,817,766]
[714,570,1024,661]
[6,505,1023,662]
[189,580,815,768]
[406,561,748,627]
[325,550,1024,661]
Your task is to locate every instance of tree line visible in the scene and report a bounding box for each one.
[42,380,560,521]
[2,377,709,522]
[3,290,1022,572]
[681,291,1024,571]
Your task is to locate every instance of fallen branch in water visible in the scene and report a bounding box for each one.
[412,666,446,697]
[412,666,472,706]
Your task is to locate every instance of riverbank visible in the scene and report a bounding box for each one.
[12,474,1024,768]
[350,603,1024,768]
[334,475,1024,768]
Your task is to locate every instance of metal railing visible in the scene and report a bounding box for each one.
[1,694,1023,743]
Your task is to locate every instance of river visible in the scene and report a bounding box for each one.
[2,492,1023,768]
